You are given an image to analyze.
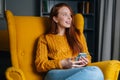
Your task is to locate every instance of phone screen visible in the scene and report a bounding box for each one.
[76,53,86,61]
[79,53,86,57]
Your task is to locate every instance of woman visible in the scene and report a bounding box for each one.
[35,3,104,80]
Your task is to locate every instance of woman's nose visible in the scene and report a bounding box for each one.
[68,15,72,20]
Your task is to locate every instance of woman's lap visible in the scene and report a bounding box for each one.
[45,67,84,80]
[44,66,104,80]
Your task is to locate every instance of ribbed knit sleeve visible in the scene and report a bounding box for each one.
[35,35,62,72]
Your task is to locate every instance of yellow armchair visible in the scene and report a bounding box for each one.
[5,10,120,80]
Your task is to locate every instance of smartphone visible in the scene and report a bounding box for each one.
[79,53,87,57]
[76,53,86,61]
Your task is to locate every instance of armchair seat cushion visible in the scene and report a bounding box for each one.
[89,60,120,80]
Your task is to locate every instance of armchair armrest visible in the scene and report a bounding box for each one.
[89,60,120,80]
[6,67,26,80]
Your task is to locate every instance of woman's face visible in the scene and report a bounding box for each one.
[53,6,72,29]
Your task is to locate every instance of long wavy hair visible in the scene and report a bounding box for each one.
[47,3,83,55]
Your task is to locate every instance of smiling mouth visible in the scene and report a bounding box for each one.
[65,21,71,25]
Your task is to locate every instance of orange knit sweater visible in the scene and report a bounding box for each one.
[35,34,91,72]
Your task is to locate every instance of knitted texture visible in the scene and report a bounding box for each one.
[35,34,91,72]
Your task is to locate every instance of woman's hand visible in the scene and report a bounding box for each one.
[60,58,73,69]
[60,56,89,69]
[71,56,89,68]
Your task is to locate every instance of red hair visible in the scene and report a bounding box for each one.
[47,3,83,55]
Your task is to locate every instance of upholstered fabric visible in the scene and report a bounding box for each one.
[5,10,120,80]
[5,10,48,80]
[89,60,120,80]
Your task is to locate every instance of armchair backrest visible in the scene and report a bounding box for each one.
[6,10,84,80]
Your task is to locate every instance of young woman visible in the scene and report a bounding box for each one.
[35,3,104,80]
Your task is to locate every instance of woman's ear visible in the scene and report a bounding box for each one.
[53,16,58,23]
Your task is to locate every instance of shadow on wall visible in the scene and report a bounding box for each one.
[0,51,11,80]
[0,30,9,51]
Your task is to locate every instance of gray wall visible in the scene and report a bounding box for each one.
[0,0,40,29]
[6,0,40,16]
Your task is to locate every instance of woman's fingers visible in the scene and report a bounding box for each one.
[80,56,89,62]
[71,58,88,68]
[72,61,86,68]
[72,64,85,68]
[72,60,82,64]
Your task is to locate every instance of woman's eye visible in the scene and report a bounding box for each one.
[63,14,67,16]
[62,14,72,18]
